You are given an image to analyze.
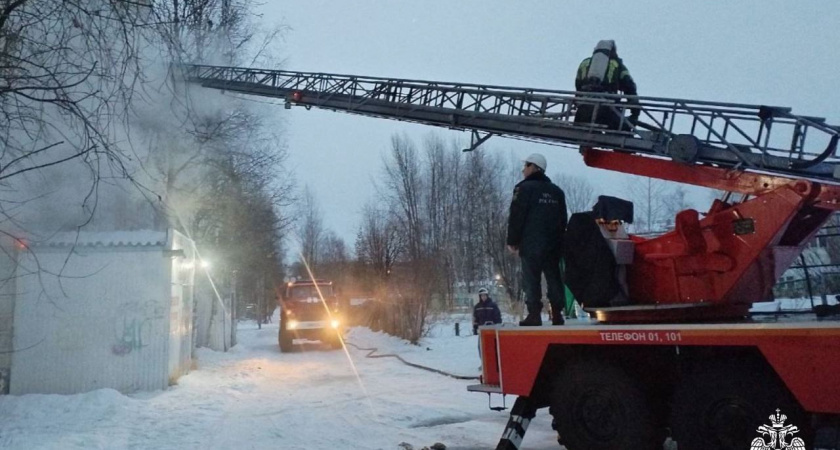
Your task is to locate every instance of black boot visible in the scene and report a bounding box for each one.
[549,306,565,326]
[519,312,542,326]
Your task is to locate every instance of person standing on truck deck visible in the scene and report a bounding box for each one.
[506,153,568,326]
[473,288,502,335]
[573,40,640,131]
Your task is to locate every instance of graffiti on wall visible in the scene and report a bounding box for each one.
[112,317,152,355]
[112,299,165,356]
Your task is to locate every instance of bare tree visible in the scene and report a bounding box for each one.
[296,186,324,272]
[355,202,403,284]
[0,1,156,234]
[482,151,524,310]
[625,176,671,233]
[422,134,459,307]
[382,134,424,261]
[554,173,596,214]
[317,230,351,286]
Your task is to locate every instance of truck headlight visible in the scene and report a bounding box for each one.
[288,320,298,330]
[330,319,340,329]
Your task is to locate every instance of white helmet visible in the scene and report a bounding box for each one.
[524,153,547,171]
[478,288,489,295]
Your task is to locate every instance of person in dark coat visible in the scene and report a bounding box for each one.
[473,288,502,334]
[506,153,568,326]
[574,40,639,131]
[564,211,620,308]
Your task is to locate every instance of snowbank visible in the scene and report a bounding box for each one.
[0,316,560,450]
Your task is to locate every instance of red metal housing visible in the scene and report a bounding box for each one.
[477,322,840,414]
[579,149,840,322]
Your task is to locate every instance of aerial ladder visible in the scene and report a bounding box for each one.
[182,64,840,450]
[182,63,840,323]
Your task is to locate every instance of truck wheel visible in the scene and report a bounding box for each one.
[549,360,659,450]
[670,361,808,450]
[278,329,293,353]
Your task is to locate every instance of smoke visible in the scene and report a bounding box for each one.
[0,2,289,245]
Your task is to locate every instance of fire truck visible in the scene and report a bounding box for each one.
[278,279,343,352]
[182,64,840,449]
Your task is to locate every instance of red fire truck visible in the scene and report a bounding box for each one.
[466,148,840,450]
[278,279,343,352]
[183,63,840,449]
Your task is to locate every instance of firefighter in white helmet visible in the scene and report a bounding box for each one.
[507,153,568,326]
[472,287,502,335]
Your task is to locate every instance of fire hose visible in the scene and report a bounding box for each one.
[343,341,480,381]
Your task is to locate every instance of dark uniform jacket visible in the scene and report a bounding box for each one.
[473,298,502,329]
[575,56,637,95]
[506,172,567,259]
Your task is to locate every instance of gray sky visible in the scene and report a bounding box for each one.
[256,0,840,246]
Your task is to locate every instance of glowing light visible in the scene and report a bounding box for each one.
[330,319,340,329]
[287,320,298,330]
[495,274,502,280]
[297,250,375,416]
[200,260,210,269]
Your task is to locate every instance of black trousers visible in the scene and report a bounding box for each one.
[521,254,566,317]
[574,102,633,132]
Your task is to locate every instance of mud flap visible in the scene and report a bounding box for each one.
[495,397,537,450]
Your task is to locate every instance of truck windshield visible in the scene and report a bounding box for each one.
[287,285,333,299]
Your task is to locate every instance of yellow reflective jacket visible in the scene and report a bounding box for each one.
[575,57,637,95]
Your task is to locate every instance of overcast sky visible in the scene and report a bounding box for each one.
[254,0,840,247]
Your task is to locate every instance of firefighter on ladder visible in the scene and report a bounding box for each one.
[574,40,640,131]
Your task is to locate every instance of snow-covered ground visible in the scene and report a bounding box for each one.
[0,313,560,450]
[751,294,840,313]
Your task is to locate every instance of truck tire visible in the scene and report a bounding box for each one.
[670,360,808,450]
[549,360,659,450]
[278,329,293,353]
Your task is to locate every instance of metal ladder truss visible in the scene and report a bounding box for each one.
[182,64,840,181]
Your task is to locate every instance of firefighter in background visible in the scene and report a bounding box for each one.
[506,153,568,326]
[472,288,502,335]
[574,40,639,131]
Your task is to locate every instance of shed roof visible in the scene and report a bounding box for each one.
[34,230,168,248]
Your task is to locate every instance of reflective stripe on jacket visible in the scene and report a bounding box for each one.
[575,57,637,95]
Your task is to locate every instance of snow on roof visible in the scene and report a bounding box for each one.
[32,230,168,248]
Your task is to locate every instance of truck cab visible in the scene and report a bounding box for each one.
[278,279,343,352]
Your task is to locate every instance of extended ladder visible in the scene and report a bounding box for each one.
[182,64,840,182]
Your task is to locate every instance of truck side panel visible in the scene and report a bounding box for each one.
[759,340,840,413]
[480,323,840,414]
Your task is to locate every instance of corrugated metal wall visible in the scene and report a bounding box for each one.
[193,274,212,348]
[167,230,195,382]
[10,240,176,394]
[0,241,17,394]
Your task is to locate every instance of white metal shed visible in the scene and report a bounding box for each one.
[7,229,196,395]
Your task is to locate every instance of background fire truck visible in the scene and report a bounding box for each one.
[278,279,343,352]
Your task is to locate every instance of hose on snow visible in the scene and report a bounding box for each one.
[343,341,480,381]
